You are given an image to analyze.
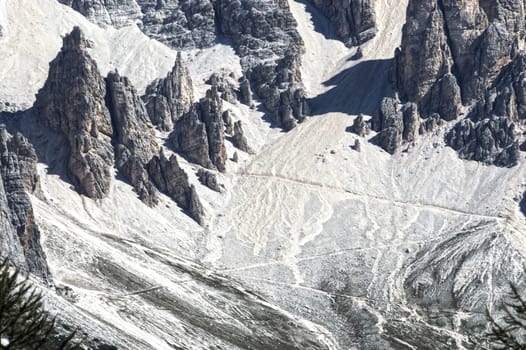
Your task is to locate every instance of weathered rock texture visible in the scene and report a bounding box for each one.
[384,0,526,165]
[308,0,376,46]
[34,27,204,223]
[59,0,309,130]
[143,53,194,131]
[0,128,49,279]
[197,168,221,192]
[232,120,253,154]
[138,0,216,48]
[147,151,204,224]
[105,70,159,205]
[170,87,227,172]
[35,27,114,198]
[58,0,142,28]
[373,98,423,154]
[446,117,519,167]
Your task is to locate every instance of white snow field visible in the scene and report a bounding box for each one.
[2,0,526,349]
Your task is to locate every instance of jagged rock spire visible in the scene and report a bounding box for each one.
[144,52,194,131]
[35,26,114,198]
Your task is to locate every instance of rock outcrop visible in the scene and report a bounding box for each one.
[385,0,526,164]
[232,120,253,154]
[58,0,215,48]
[143,53,194,131]
[60,0,309,131]
[137,0,216,49]
[215,0,308,130]
[446,117,519,167]
[197,168,221,192]
[57,0,142,28]
[35,27,114,198]
[34,27,205,223]
[308,0,376,46]
[170,87,227,172]
[147,151,204,224]
[105,70,159,205]
[223,110,234,135]
[207,73,238,104]
[0,128,49,279]
[239,77,253,106]
[351,114,368,137]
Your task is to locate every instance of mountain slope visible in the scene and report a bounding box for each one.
[1,0,526,349]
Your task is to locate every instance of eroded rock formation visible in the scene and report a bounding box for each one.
[35,27,114,198]
[147,150,204,224]
[0,128,49,279]
[382,0,526,165]
[170,87,227,171]
[106,70,159,205]
[143,53,194,131]
[197,168,221,192]
[232,120,253,154]
[308,0,376,46]
[60,0,309,130]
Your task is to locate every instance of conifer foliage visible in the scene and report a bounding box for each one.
[486,283,526,349]
[0,259,79,350]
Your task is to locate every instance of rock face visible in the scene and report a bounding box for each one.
[147,151,204,224]
[351,114,368,137]
[143,53,194,131]
[215,0,308,130]
[197,168,221,192]
[232,120,253,154]
[35,27,114,198]
[170,87,227,172]
[57,0,215,47]
[222,110,234,135]
[57,0,142,28]
[105,70,159,205]
[446,117,519,167]
[60,0,309,130]
[308,0,376,46]
[386,0,526,164]
[34,27,205,223]
[137,0,216,49]
[0,128,49,279]
[207,73,238,104]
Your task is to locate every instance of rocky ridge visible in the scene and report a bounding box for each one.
[370,0,526,166]
[35,26,115,199]
[143,52,194,132]
[58,0,309,130]
[308,0,376,46]
[35,27,205,223]
[170,86,228,172]
[0,127,49,279]
[105,70,160,206]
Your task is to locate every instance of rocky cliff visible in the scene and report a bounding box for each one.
[308,0,376,46]
[105,70,160,206]
[35,27,115,198]
[0,127,49,279]
[170,86,227,171]
[378,0,526,166]
[143,52,194,131]
[58,0,309,130]
[35,27,205,223]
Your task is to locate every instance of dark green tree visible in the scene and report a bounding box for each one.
[0,259,80,350]
[486,283,526,349]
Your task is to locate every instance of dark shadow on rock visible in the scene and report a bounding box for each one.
[308,58,395,117]
[0,108,74,187]
[295,0,341,42]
